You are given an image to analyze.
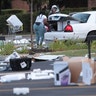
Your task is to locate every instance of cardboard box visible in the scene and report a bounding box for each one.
[82,58,96,85]
[53,61,71,86]
[63,56,96,85]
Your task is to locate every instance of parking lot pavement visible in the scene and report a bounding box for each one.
[0,78,96,96]
[4,34,31,40]
[0,61,96,96]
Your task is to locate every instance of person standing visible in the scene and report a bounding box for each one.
[33,10,48,48]
[49,5,60,15]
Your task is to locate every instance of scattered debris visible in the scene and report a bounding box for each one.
[53,61,71,86]
[27,69,54,80]
[32,54,64,61]
[4,51,20,62]
[0,69,54,82]
[13,87,29,95]
[0,73,26,82]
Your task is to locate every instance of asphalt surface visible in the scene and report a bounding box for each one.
[0,60,96,96]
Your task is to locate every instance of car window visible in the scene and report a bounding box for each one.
[72,13,90,23]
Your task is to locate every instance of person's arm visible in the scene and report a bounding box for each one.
[43,15,48,25]
[43,18,48,25]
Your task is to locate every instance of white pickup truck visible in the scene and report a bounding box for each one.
[45,11,96,42]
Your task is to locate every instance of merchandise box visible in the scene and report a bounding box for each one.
[63,56,96,85]
[6,15,23,27]
[53,61,71,86]
[6,15,23,32]
[10,57,32,71]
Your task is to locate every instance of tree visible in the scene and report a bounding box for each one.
[23,0,49,11]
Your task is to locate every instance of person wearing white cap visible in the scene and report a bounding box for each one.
[49,5,60,15]
[33,10,48,48]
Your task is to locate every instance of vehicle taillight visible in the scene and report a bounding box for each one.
[64,24,73,32]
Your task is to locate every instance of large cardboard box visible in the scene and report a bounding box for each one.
[63,57,96,85]
[82,58,96,85]
[53,61,71,86]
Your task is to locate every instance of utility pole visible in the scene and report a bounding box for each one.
[30,0,33,49]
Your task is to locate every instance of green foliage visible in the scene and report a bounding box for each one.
[0,14,10,34]
[49,39,88,51]
[91,7,96,10]
[91,41,96,49]
[16,46,29,54]
[61,7,88,14]
[17,13,30,34]
[51,49,89,57]
[49,40,67,51]
[0,42,15,55]
[1,9,26,15]
[0,42,29,55]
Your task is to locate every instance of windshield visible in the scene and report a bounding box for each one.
[72,13,90,23]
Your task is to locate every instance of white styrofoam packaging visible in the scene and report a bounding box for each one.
[6,15,23,32]
[4,51,20,62]
[6,15,23,27]
[13,87,29,95]
[0,73,25,82]
[53,61,71,86]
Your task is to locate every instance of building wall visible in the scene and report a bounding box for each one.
[11,0,29,11]
[11,0,96,11]
[88,0,96,9]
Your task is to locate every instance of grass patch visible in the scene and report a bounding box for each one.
[51,49,96,57]
[0,39,96,56]
[0,42,15,55]
[49,40,87,51]
[49,40,96,57]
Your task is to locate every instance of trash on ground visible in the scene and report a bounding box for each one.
[4,51,20,62]
[13,87,29,95]
[62,56,96,86]
[32,54,64,61]
[53,61,71,86]
[27,69,54,80]
[0,73,26,82]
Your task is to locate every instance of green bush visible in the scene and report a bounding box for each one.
[0,14,10,34]
[16,13,30,34]
[49,39,88,51]
[49,40,67,51]
[61,7,88,14]
[16,46,29,54]
[91,41,96,49]
[0,42,30,55]
[0,42,15,55]
[91,7,96,10]
[1,9,26,15]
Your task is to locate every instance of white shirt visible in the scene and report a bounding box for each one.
[35,14,47,24]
